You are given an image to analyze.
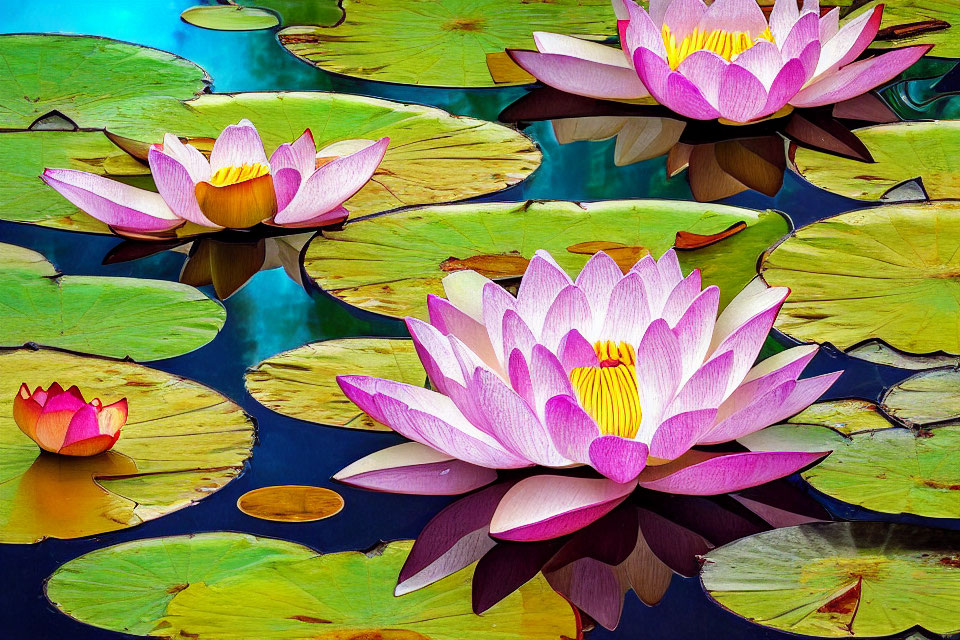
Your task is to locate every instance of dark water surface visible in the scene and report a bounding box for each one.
[1,2,954,638]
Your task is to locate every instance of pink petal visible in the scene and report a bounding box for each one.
[630,255,666,311]
[59,404,100,450]
[272,167,302,212]
[40,169,182,232]
[698,0,768,36]
[148,147,219,227]
[730,344,819,407]
[508,349,535,410]
[501,309,538,363]
[600,271,652,347]
[718,65,768,123]
[441,269,490,323]
[490,475,638,541]
[160,134,210,182]
[517,250,574,333]
[273,137,388,224]
[267,205,347,228]
[635,319,683,439]
[575,251,625,319]
[661,269,702,327]
[406,316,464,394]
[589,435,649,483]
[209,118,268,173]
[791,46,933,108]
[637,450,828,494]
[676,50,727,107]
[96,398,128,437]
[667,350,734,416]
[663,0,708,38]
[814,3,883,78]
[427,294,500,374]
[529,345,576,417]
[557,329,600,373]
[657,248,683,288]
[734,40,783,88]
[544,394,601,463]
[780,12,821,76]
[268,128,316,177]
[508,50,649,100]
[649,408,719,460]
[622,0,667,58]
[635,48,721,120]
[763,58,807,114]
[482,281,519,366]
[673,286,720,381]
[819,7,840,43]
[333,442,498,495]
[540,285,593,350]
[769,0,800,44]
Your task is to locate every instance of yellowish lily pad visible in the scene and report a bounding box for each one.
[236,485,344,522]
[0,348,254,544]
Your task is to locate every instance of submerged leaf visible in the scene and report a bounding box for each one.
[237,486,344,522]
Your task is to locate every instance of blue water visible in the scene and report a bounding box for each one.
[0,2,954,638]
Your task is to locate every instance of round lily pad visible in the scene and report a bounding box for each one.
[237,486,344,522]
[793,122,960,200]
[181,5,280,30]
[105,92,540,219]
[784,399,894,436]
[701,522,960,637]
[303,200,790,320]
[760,202,960,356]
[246,338,425,431]
[0,131,151,233]
[0,242,224,361]
[882,367,960,427]
[238,0,343,26]
[0,348,254,544]
[845,0,960,58]
[277,0,616,88]
[45,533,580,639]
[846,340,960,370]
[0,34,208,130]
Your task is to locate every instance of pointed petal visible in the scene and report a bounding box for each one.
[676,50,727,107]
[649,408,719,460]
[557,329,600,373]
[490,475,638,541]
[59,405,102,450]
[575,251,625,320]
[160,134,210,183]
[814,3,883,78]
[427,294,500,373]
[442,269,491,323]
[540,285,593,350]
[664,0,708,38]
[635,49,721,120]
[13,384,42,441]
[269,128,315,177]
[718,65,768,123]
[209,118,268,172]
[600,271,652,347]
[544,394,601,463]
[148,147,219,227]
[673,285,720,382]
[517,250,574,334]
[589,436,649,483]
[622,0,667,57]
[333,442,497,495]
[636,319,683,440]
[698,0,768,36]
[96,398,127,437]
[41,169,182,232]
[769,0,800,44]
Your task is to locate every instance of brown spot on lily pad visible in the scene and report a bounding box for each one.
[439,252,530,277]
[675,221,747,250]
[237,485,344,522]
[876,19,950,40]
[939,555,960,568]
[566,241,650,273]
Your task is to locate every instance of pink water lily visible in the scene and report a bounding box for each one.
[41,119,389,237]
[14,383,128,456]
[334,249,841,542]
[508,0,931,123]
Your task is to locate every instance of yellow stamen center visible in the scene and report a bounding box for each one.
[569,341,642,439]
[662,24,775,69]
[208,162,270,187]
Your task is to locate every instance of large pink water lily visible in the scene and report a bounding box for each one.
[508,0,932,123]
[41,119,389,237]
[334,249,841,542]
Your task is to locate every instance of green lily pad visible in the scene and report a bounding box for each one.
[0,131,152,233]
[45,534,580,639]
[0,242,224,361]
[181,5,280,30]
[246,338,425,431]
[845,0,960,58]
[760,202,960,356]
[846,340,960,370]
[786,399,894,436]
[0,34,208,130]
[238,0,343,26]
[303,200,790,320]
[701,522,960,637]
[105,91,540,220]
[793,122,960,200]
[277,0,616,88]
[0,348,254,544]
[882,367,960,427]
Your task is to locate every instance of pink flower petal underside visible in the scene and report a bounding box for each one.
[41,169,182,232]
[208,118,269,173]
[666,350,734,417]
[544,393,601,463]
[648,408,719,461]
[575,251,625,320]
[634,48,722,120]
[676,50,727,108]
[508,50,650,100]
[148,147,220,227]
[717,64,768,123]
[791,46,933,109]
[588,435,649,483]
[333,442,498,495]
[637,449,828,494]
[427,294,501,373]
[490,474,638,541]
[600,272,652,348]
[698,0,768,37]
[271,167,302,212]
[273,137,388,225]
[814,4,883,79]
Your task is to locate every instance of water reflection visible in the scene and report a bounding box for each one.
[399,478,829,631]
[502,88,899,202]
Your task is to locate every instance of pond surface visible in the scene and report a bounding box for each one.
[2,1,958,638]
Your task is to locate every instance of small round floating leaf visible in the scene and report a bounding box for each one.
[786,399,894,435]
[0,348,254,544]
[793,122,960,200]
[0,34,207,130]
[237,486,345,522]
[246,338,425,430]
[46,534,580,639]
[701,522,960,637]
[847,340,960,370]
[760,202,960,355]
[303,200,790,320]
[844,0,960,58]
[882,367,960,426]
[238,0,343,26]
[106,92,540,218]
[0,131,151,233]
[277,0,616,88]
[0,243,224,361]
[181,5,280,30]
